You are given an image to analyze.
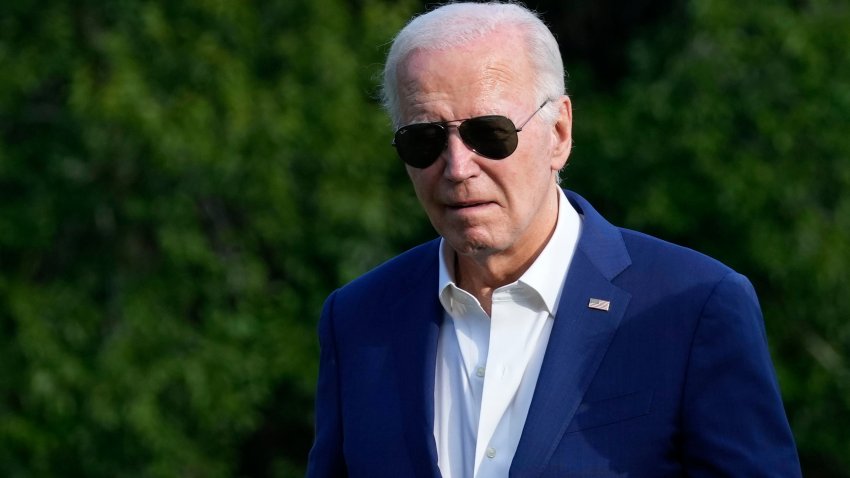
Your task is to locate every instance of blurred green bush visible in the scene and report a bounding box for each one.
[0,0,421,475]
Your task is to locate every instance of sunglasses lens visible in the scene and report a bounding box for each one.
[393,115,520,168]
[459,116,518,159]
[394,123,447,168]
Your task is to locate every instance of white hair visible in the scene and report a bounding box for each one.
[381,1,566,129]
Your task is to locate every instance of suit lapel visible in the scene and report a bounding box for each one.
[512,191,633,471]
[388,242,443,478]
[512,250,631,469]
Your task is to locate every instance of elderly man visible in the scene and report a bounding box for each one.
[307,2,801,477]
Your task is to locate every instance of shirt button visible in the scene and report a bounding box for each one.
[476,367,486,377]
[486,447,496,458]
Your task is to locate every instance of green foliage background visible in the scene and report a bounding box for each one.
[0,0,847,476]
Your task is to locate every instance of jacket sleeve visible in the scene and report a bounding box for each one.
[681,271,801,476]
[306,291,348,477]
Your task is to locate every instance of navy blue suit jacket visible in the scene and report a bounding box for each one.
[307,191,801,477]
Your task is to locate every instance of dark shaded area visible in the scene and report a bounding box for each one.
[237,383,315,477]
[535,0,683,89]
[422,0,684,89]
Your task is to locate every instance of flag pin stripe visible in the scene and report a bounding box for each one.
[588,298,611,311]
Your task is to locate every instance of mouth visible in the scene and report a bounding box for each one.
[446,200,495,211]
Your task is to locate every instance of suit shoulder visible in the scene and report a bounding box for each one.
[613,227,763,348]
[618,227,735,282]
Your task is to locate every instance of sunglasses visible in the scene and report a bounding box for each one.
[392,100,550,168]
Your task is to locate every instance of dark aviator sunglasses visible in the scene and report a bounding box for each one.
[392,100,550,168]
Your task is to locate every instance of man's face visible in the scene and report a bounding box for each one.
[396,31,572,263]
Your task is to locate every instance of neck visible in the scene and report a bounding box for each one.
[454,189,560,315]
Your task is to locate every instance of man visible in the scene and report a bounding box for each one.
[307,2,801,477]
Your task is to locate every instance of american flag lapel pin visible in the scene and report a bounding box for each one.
[588,298,611,312]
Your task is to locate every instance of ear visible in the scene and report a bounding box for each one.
[550,95,573,171]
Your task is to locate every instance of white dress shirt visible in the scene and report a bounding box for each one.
[434,189,582,478]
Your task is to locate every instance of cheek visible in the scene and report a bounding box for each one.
[407,168,438,204]
[502,155,554,212]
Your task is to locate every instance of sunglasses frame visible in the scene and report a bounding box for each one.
[392,100,551,168]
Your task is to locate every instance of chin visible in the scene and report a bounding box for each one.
[445,232,500,257]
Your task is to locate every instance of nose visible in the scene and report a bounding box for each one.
[441,127,481,182]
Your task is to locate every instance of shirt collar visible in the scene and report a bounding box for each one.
[437,188,582,316]
[438,235,461,313]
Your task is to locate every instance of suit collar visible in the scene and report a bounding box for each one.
[512,190,633,472]
[565,190,632,280]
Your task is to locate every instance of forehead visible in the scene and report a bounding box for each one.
[396,31,534,119]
